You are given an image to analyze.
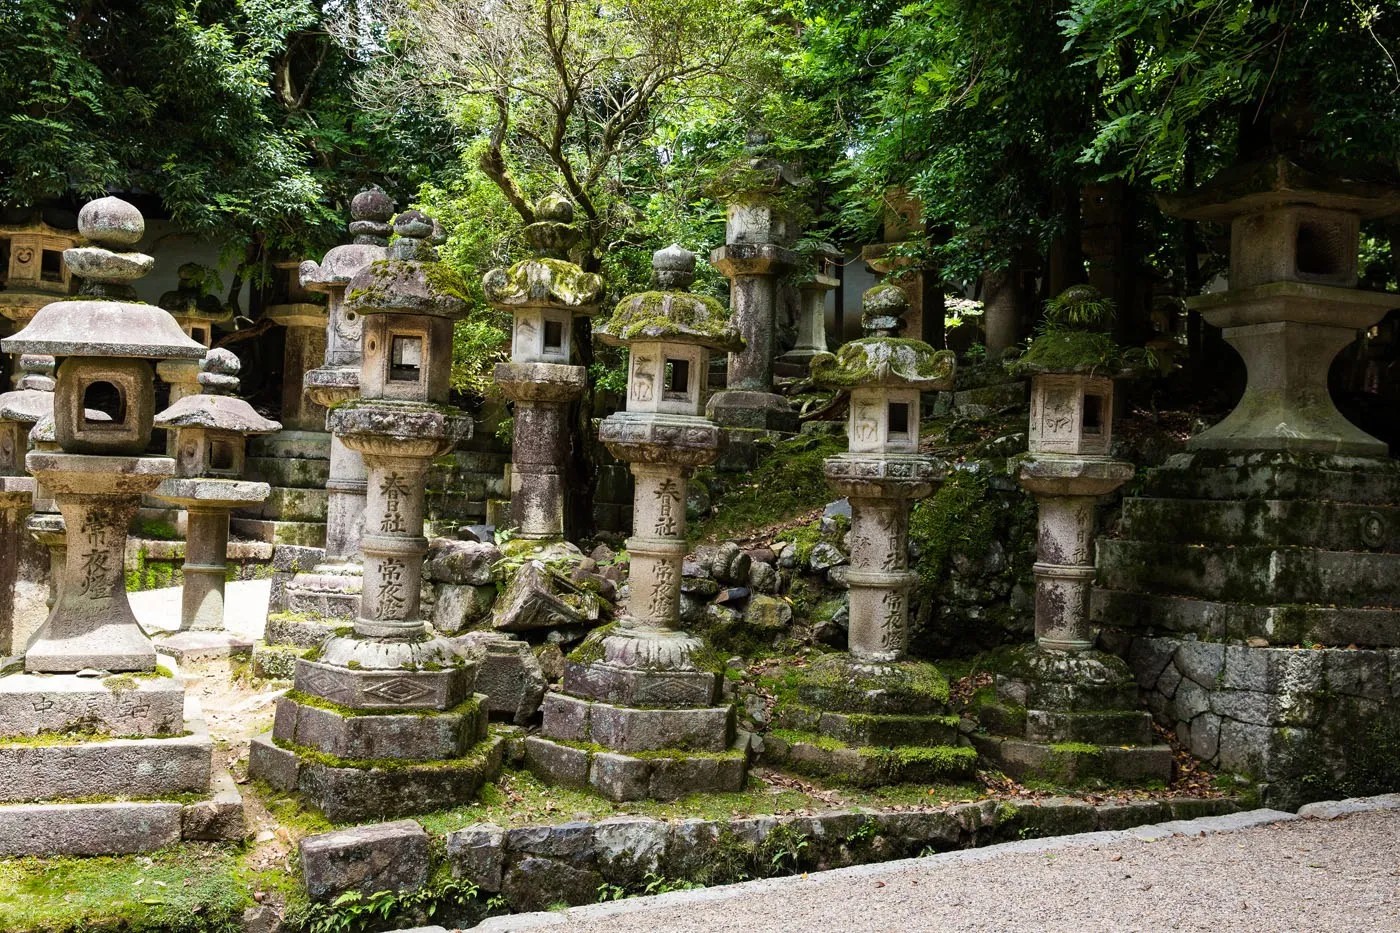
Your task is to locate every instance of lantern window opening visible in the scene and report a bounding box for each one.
[0,238,10,281]
[82,380,126,425]
[389,334,424,382]
[887,401,910,440]
[543,320,564,352]
[1295,218,1345,278]
[1082,393,1103,435]
[209,437,236,472]
[663,358,690,399]
[190,327,207,345]
[40,249,64,282]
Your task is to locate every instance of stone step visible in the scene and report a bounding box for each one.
[562,661,719,709]
[250,731,505,823]
[0,717,213,802]
[245,455,332,489]
[979,702,1154,746]
[523,734,749,802]
[0,672,185,739]
[761,733,978,788]
[1140,452,1400,504]
[1097,539,1400,608]
[1120,497,1400,551]
[273,693,488,762]
[970,734,1174,785]
[230,517,326,548]
[541,692,734,754]
[776,705,961,748]
[1091,587,1400,647]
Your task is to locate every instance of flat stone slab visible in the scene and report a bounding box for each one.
[763,735,979,788]
[0,802,182,856]
[295,658,469,712]
[151,630,254,662]
[272,693,487,761]
[542,692,734,753]
[1296,794,1400,820]
[0,672,185,738]
[971,734,1174,785]
[562,661,717,708]
[524,735,748,802]
[0,716,212,802]
[249,732,505,823]
[301,819,430,901]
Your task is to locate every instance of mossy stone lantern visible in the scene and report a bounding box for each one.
[251,212,501,822]
[1,196,206,672]
[527,245,752,802]
[486,195,605,542]
[154,349,279,634]
[811,283,957,662]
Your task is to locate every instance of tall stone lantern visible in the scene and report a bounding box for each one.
[973,286,1172,785]
[775,242,841,377]
[525,245,751,801]
[274,188,394,633]
[152,349,279,648]
[1,197,207,672]
[250,211,502,822]
[705,133,802,435]
[0,355,59,652]
[486,195,605,543]
[767,285,975,786]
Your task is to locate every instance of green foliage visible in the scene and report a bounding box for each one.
[300,878,479,933]
[694,434,847,542]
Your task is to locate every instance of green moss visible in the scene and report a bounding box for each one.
[282,690,480,720]
[694,434,846,542]
[136,519,182,541]
[809,338,956,389]
[599,291,735,345]
[0,846,247,932]
[270,732,497,773]
[0,729,190,748]
[1013,329,1125,375]
[1049,742,1104,756]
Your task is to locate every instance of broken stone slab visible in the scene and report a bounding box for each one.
[0,716,213,801]
[494,560,601,632]
[0,672,184,737]
[0,802,182,856]
[432,583,498,634]
[181,769,246,842]
[425,538,502,586]
[151,629,254,662]
[300,819,430,901]
[452,632,546,724]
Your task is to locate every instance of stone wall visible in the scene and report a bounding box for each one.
[1123,634,1400,807]
[124,539,274,592]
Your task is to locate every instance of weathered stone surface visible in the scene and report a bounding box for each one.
[501,856,602,912]
[425,539,502,585]
[562,661,717,708]
[493,561,595,632]
[588,751,650,801]
[592,816,667,879]
[455,633,546,723]
[523,735,590,788]
[432,583,497,633]
[0,719,212,801]
[0,802,182,856]
[301,819,430,901]
[447,822,506,891]
[295,657,470,712]
[505,821,596,866]
[543,693,733,753]
[248,734,300,790]
[273,695,485,761]
[0,672,184,738]
[181,770,245,842]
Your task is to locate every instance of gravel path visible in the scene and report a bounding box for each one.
[474,808,1400,933]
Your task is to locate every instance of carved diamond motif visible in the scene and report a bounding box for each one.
[363,677,433,705]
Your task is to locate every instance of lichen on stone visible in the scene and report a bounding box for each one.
[481,257,605,312]
[595,291,742,351]
[809,338,956,390]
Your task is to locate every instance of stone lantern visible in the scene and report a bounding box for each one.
[775,242,841,377]
[860,188,944,347]
[486,195,605,543]
[525,245,750,801]
[156,263,233,406]
[269,188,394,639]
[0,355,58,652]
[152,349,279,646]
[1,196,206,672]
[705,133,802,437]
[767,285,977,786]
[971,286,1171,785]
[0,198,237,858]
[249,211,502,822]
[0,220,80,385]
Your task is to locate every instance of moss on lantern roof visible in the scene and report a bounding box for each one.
[595,290,743,351]
[809,337,956,390]
[481,257,605,313]
[1012,285,1147,376]
[344,258,470,319]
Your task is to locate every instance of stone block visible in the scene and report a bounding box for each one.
[0,672,184,738]
[456,633,546,723]
[589,752,650,801]
[447,822,506,891]
[301,819,430,901]
[817,710,960,748]
[501,856,602,913]
[1024,708,1154,746]
[647,752,748,800]
[871,810,962,853]
[1324,649,1390,700]
[1092,800,1170,831]
[562,661,717,708]
[181,770,245,842]
[593,816,667,880]
[0,802,182,856]
[425,539,502,585]
[152,630,253,662]
[295,658,469,712]
[272,695,485,761]
[246,456,331,489]
[252,644,305,680]
[230,517,326,548]
[505,821,596,865]
[543,693,733,753]
[1173,640,1225,685]
[0,718,212,802]
[524,735,590,788]
[265,615,342,649]
[248,733,299,791]
[493,561,595,632]
[433,584,498,634]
